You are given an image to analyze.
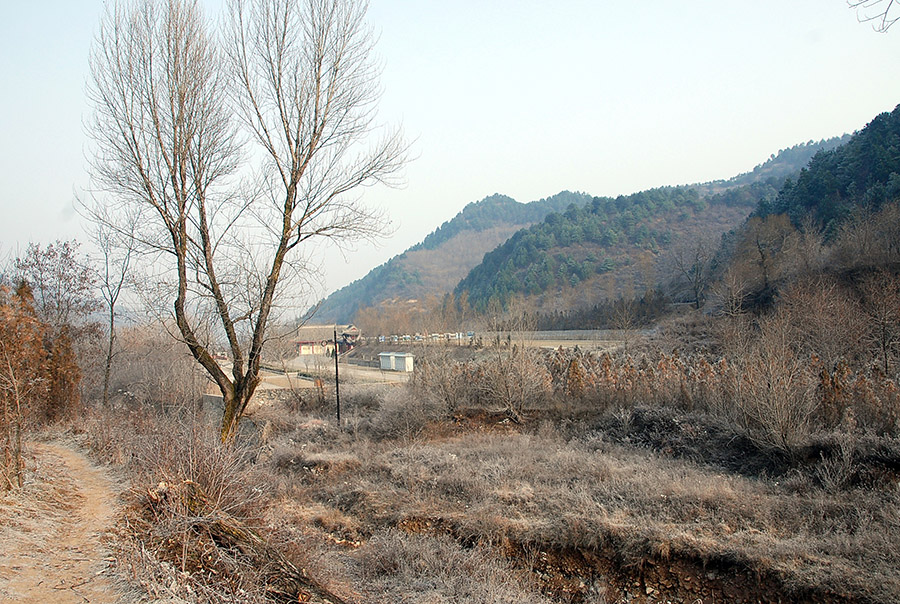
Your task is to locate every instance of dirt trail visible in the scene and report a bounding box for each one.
[0,441,129,604]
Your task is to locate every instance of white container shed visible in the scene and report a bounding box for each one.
[378,352,415,372]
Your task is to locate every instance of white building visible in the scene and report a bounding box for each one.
[378,352,414,372]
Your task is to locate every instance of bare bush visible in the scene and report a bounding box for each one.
[360,387,438,441]
[726,313,819,453]
[474,346,551,422]
[106,325,204,412]
[779,276,867,367]
[814,433,857,493]
[408,347,475,416]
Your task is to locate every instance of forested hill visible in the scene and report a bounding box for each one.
[715,135,850,189]
[452,135,854,314]
[310,134,849,323]
[455,185,761,312]
[311,191,593,322]
[758,104,900,233]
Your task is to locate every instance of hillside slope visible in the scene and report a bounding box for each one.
[312,191,593,322]
[760,105,900,232]
[453,135,852,315]
[456,186,760,313]
[312,135,849,323]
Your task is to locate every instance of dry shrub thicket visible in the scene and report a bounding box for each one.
[0,284,83,489]
[412,344,551,423]
[0,286,49,489]
[82,406,286,603]
[529,275,899,454]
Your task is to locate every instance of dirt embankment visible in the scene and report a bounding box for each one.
[0,441,129,604]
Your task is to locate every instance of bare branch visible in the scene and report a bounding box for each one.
[849,0,899,32]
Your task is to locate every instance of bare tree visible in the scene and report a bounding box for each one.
[860,271,900,374]
[611,296,638,354]
[14,241,99,336]
[86,0,405,440]
[671,236,713,309]
[711,266,750,318]
[94,222,135,407]
[849,0,899,32]
[14,242,99,415]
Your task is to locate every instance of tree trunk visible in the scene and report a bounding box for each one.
[102,305,115,407]
[13,415,22,489]
[219,379,257,443]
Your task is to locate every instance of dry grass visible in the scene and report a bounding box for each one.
[261,400,900,602]
[71,356,900,603]
[354,530,552,604]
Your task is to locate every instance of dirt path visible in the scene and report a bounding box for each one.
[0,441,129,604]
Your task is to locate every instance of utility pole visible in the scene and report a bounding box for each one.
[334,327,341,424]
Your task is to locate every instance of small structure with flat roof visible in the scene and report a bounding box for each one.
[378,352,414,372]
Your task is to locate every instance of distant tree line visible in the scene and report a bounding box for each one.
[456,187,705,312]
[534,287,671,331]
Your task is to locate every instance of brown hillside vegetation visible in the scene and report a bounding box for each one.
[402,225,530,299]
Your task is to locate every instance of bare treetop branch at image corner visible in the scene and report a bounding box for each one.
[849,0,899,32]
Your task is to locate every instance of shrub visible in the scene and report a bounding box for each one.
[360,387,438,441]
[471,346,551,421]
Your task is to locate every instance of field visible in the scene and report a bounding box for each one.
[73,329,900,604]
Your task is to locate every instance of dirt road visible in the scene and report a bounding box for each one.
[0,441,129,603]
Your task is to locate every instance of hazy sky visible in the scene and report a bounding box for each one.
[2,1,900,301]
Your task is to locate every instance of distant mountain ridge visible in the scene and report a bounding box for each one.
[311,191,594,322]
[310,135,849,323]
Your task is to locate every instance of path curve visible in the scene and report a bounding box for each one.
[0,441,127,603]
